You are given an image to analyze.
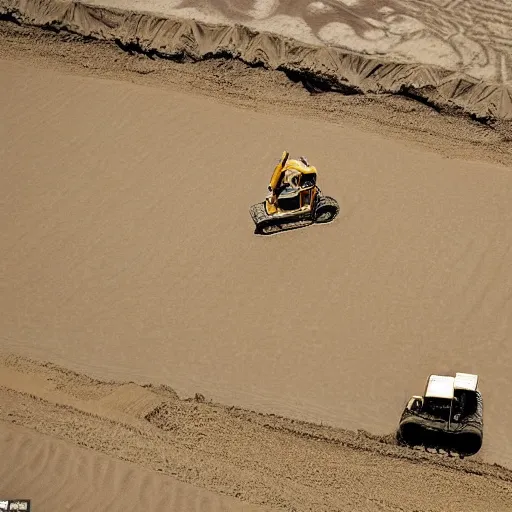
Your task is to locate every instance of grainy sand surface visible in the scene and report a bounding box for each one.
[1,16,512,512]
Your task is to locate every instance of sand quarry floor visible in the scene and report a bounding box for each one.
[1,19,512,512]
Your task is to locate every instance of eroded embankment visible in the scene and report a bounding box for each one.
[1,353,512,512]
[1,0,512,123]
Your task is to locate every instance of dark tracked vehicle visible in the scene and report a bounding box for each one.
[397,373,483,457]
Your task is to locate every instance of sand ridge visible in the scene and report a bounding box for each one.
[1,353,511,511]
[1,0,512,121]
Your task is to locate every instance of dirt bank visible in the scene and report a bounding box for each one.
[2,0,512,121]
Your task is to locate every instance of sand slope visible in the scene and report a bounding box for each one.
[1,354,511,511]
[1,0,512,120]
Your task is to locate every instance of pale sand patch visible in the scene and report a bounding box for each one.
[384,14,426,35]
[392,34,460,68]
[337,0,360,6]
[247,14,321,45]
[86,0,229,23]
[307,1,334,14]
[363,27,386,41]
[378,6,395,15]
[247,0,279,20]
[319,22,400,53]
[362,17,387,29]
[450,32,487,68]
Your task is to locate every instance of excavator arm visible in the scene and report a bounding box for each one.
[269,151,289,192]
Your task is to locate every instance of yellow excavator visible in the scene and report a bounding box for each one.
[249,151,340,235]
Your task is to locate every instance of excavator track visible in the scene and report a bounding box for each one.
[249,202,313,235]
[313,195,340,223]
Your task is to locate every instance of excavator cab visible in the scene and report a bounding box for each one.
[266,151,319,214]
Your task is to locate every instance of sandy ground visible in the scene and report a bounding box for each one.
[1,19,512,511]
